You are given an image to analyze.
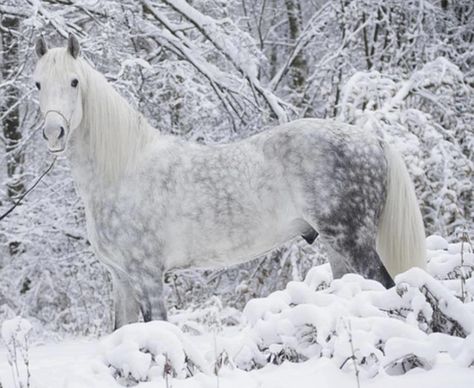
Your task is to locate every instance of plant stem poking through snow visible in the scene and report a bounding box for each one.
[1,317,32,388]
[341,319,361,388]
[164,353,172,388]
[459,228,473,303]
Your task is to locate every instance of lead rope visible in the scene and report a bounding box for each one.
[0,156,57,222]
[0,110,71,221]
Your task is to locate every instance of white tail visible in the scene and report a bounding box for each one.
[376,143,426,276]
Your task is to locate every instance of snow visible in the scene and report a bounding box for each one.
[1,236,474,387]
[455,334,474,367]
[426,235,449,251]
[1,317,32,348]
[1,338,474,388]
[100,321,210,383]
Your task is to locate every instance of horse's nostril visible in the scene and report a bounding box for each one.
[58,126,65,139]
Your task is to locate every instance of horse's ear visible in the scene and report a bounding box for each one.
[67,33,80,59]
[35,36,48,58]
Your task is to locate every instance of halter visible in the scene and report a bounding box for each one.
[44,109,71,128]
[43,109,71,140]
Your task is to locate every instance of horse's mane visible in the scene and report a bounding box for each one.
[39,48,156,182]
[82,59,156,181]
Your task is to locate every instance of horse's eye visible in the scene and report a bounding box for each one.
[71,79,79,88]
[35,82,41,90]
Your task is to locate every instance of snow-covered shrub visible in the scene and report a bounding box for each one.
[397,269,474,337]
[426,234,474,303]
[169,296,242,336]
[100,321,209,386]
[166,238,328,312]
[383,337,436,375]
[340,58,473,238]
[227,239,474,377]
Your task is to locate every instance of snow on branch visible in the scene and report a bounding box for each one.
[155,0,290,123]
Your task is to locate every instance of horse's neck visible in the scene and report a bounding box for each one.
[68,128,101,198]
[68,68,157,191]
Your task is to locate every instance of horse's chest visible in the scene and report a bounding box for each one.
[85,191,163,266]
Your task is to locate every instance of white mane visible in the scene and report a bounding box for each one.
[81,59,156,181]
[39,48,156,182]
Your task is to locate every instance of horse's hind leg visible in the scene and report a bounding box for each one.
[302,136,394,287]
[309,216,394,287]
[324,234,394,288]
[303,188,394,287]
[322,240,352,279]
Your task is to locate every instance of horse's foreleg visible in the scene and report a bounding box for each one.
[138,272,167,322]
[127,261,167,322]
[111,272,140,329]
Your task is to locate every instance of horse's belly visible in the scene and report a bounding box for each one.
[164,216,301,270]
[203,235,287,267]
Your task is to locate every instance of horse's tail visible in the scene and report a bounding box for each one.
[376,143,426,277]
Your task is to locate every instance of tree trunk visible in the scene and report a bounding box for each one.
[284,0,306,93]
[1,15,24,255]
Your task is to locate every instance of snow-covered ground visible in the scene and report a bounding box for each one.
[1,338,473,388]
[1,235,473,388]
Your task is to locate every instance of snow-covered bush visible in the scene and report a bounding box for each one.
[340,58,473,238]
[100,321,209,386]
[220,237,474,376]
[166,239,328,312]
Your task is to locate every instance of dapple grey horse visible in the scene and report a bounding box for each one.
[33,35,426,329]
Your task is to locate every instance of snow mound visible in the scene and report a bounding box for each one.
[100,321,209,385]
[426,235,449,251]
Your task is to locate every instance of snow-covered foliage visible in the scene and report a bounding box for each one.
[100,321,210,385]
[0,0,473,337]
[340,58,473,236]
[226,250,474,376]
[47,236,474,386]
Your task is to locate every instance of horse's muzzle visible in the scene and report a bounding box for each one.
[43,123,67,153]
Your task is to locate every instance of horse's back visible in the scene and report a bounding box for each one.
[261,118,382,161]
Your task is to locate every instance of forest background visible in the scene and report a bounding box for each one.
[0,0,472,335]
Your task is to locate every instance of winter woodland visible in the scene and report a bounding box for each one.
[0,0,473,387]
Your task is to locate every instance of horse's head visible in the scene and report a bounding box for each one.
[33,34,84,154]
